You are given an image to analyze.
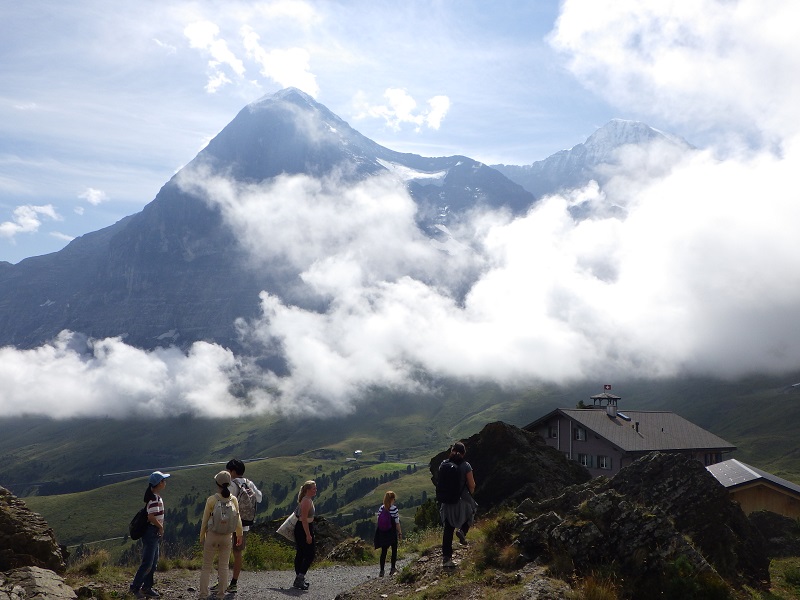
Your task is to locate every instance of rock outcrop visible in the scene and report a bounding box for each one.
[0,486,66,573]
[749,509,800,558]
[516,452,770,596]
[0,486,74,599]
[429,421,592,510]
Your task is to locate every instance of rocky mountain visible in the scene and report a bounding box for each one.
[0,486,66,573]
[0,88,533,352]
[492,118,693,199]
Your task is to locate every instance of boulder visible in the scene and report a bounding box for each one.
[0,486,67,573]
[0,566,76,599]
[516,452,770,596]
[429,421,592,510]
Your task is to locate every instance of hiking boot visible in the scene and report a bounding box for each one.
[379,569,384,577]
[456,529,468,545]
[292,576,310,590]
[227,581,237,593]
[389,567,398,576]
[141,589,160,598]
[442,558,456,568]
[209,582,218,592]
[129,588,145,599]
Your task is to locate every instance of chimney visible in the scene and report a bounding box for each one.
[606,394,618,418]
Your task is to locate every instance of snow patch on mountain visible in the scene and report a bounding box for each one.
[376,158,447,186]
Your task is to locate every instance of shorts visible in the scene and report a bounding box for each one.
[232,529,249,553]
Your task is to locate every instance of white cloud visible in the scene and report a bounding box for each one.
[0,332,249,418]
[50,231,75,242]
[0,204,60,239]
[242,27,319,97]
[184,20,246,93]
[551,0,800,147]
[79,187,108,205]
[353,88,452,132]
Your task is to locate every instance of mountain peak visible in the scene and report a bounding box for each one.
[583,119,685,152]
[249,87,320,111]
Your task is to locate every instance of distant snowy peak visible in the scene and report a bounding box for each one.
[491,119,693,199]
[577,119,692,162]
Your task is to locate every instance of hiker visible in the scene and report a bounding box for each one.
[129,471,170,598]
[199,471,243,600]
[373,490,402,577]
[438,441,476,567]
[292,480,317,590]
[210,458,262,594]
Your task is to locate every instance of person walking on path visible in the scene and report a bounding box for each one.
[439,441,476,567]
[210,458,262,594]
[292,480,317,590]
[198,471,243,599]
[373,490,402,577]
[130,471,170,598]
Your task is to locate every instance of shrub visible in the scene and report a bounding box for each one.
[243,533,295,570]
[475,510,522,571]
[67,548,111,576]
[661,555,731,600]
[414,498,440,530]
[569,574,619,600]
[785,564,800,587]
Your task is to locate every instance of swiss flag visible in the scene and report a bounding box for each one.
[603,384,612,391]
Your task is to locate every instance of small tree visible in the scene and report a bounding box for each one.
[414,498,440,530]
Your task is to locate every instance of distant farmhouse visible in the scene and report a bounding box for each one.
[523,391,736,477]
[707,458,800,519]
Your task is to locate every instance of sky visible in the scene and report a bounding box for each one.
[2,0,800,419]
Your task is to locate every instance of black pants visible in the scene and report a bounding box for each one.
[379,541,397,571]
[293,522,315,575]
[442,520,470,560]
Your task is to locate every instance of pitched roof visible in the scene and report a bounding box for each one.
[527,408,736,453]
[707,459,800,495]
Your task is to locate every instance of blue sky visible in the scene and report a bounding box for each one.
[1,0,647,264]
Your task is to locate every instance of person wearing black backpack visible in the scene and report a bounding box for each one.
[129,471,170,598]
[437,442,476,568]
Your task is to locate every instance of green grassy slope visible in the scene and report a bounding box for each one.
[9,373,800,549]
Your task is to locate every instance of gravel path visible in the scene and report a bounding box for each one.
[148,558,412,600]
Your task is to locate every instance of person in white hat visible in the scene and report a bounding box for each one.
[199,470,243,599]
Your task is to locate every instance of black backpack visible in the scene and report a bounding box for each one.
[129,507,148,540]
[435,459,463,504]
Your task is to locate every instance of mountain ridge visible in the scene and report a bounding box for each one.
[0,88,534,351]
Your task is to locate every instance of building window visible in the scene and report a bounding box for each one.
[704,453,722,465]
[574,427,586,441]
[598,455,612,470]
[548,425,558,438]
[578,453,592,467]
